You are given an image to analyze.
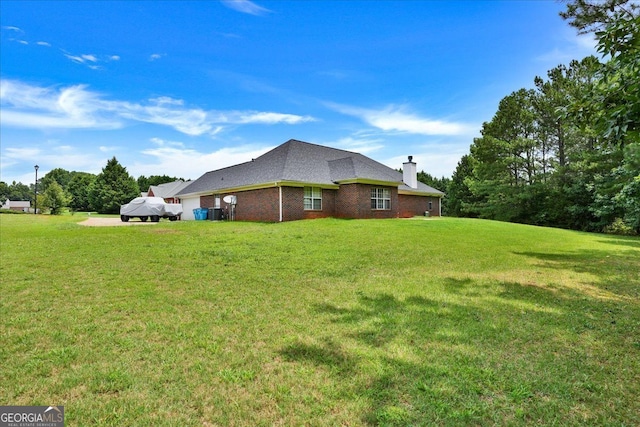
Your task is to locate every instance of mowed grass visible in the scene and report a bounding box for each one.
[1,215,639,426]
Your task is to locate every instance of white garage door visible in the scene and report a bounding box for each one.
[181,196,202,220]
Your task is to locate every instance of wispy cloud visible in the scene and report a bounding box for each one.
[220,0,271,16]
[385,141,470,178]
[98,145,120,153]
[2,145,103,178]
[149,53,165,61]
[327,102,470,136]
[64,53,98,64]
[536,30,598,64]
[3,26,116,66]
[136,138,272,179]
[2,26,30,46]
[0,79,316,136]
[2,25,23,33]
[331,136,385,154]
[0,80,121,129]
[62,51,120,69]
[232,111,315,125]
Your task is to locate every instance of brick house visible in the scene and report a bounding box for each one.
[146,180,192,203]
[176,139,444,221]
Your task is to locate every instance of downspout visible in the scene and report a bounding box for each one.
[279,185,283,222]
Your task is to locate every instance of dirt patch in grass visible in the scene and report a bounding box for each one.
[78,217,159,227]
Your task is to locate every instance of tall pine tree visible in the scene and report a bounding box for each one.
[89,157,140,214]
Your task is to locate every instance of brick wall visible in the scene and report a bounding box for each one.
[398,194,441,217]
[281,187,336,221]
[199,185,440,222]
[335,183,398,219]
[231,188,280,222]
[428,196,441,216]
[200,195,216,208]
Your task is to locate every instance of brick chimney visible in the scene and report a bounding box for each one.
[403,156,417,189]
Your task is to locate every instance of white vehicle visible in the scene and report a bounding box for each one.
[120,197,183,222]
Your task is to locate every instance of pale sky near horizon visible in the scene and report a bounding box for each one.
[1,0,597,185]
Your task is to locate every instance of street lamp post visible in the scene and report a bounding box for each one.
[34,165,39,214]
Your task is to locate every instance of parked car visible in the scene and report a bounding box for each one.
[120,197,183,222]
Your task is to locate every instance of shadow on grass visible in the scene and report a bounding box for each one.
[279,337,358,375]
[514,249,640,299]
[597,235,640,249]
[278,278,639,426]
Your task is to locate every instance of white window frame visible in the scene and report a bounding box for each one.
[371,188,391,210]
[304,186,322,210]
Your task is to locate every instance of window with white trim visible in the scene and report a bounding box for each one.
[371,188,391,210]
[304,186,322,210]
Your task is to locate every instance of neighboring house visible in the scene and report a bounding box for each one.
[176,139,444,222]
[1,200,31,212]
[147,180,192,203]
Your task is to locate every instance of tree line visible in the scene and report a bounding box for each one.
[425,1,639,235]
[0,157,182,215]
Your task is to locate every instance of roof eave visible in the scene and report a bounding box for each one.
[398,189,445,197]
[336,178,401,186]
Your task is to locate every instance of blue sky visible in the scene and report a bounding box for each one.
[1,0,596,186]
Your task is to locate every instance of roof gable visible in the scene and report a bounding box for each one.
[149,180,191,198]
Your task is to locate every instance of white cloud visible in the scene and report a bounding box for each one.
[2,26,23,32]
[62,51,119,69]
[36,41,51,47]
[536,30,598,64]
[328,102,470,136]
[99,146,119,152]
[385,143,469,178]
[233,111,315,125]
[150,96,184,106]
[134,140,273,180]
[220,0,271,16]
[0,79,316,136]
[116,101,218,136]
[0,81,121,129]
[149,53,165,61]
[150,137,185,148]
[1,145,103,182]
[331,136,385,154]
[4,147,41,158]
[63,53,87,63]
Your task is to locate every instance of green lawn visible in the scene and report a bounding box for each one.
[1,215,639,426]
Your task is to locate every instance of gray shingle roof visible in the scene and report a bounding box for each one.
[177,139,444,197]
[149,180,192,198]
